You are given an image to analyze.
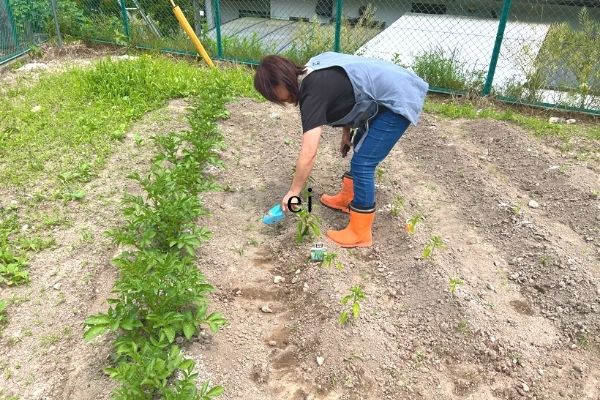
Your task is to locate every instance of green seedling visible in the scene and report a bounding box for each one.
[591,189,599,199]
[0,246,29,286]
[133,133,143,147]
[339,286,366,326]
[58,189,86,202]
[321,252,343,270]
[17,236,55,252]
[577,334,590,349]
[539,255,551,267]
[449,277,463,295]
[422,235,445,259]
[295,209,322,243]
[375,167,385,182]
[511,204,522,215]
[80,229,94,244]
[41,212,69,228]
[457,319,469,335]
[0,299,7,328]
[559,164,570,174]
[390,194,405,217]
[232,245,245,256]
[405,212,424,234]
[57,163,95,184]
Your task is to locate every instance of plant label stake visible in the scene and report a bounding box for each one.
[310,242,326,262]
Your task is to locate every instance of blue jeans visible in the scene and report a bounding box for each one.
[350,108,411,209]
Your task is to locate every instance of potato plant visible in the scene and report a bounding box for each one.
[82,70,255,397]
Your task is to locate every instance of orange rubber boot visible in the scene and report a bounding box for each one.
[326,205,375,248]
[320,173,353,214]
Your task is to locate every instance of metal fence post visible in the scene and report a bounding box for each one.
[119,0,130,40]
[333,0,344,52]
[212,0,223,58]
[50,0,62,48]
[483,0,513,96]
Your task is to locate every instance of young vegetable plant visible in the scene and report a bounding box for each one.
[422,235,445,259]
[375,167,385,183]
[339,286,366,326]
[321,251,343,270]
[405,212,424,234]
[295,209,322,243]
[390,194,405,217]
[448,277,463,296]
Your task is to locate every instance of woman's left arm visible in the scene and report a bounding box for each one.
[282,127,322,211]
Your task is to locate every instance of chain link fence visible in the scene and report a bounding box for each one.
[1,0,598,114]
[1,0,49,64]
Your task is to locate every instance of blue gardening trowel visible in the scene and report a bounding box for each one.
[262,204,286,225]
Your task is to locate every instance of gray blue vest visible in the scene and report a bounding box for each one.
[305,52,429,128]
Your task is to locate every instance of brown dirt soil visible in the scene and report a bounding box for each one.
[1,90,598,400]
[193,98,600,400]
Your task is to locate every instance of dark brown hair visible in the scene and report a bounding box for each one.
[254,55,306,105]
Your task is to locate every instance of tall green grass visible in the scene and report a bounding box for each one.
[0,55,255,190]
[403,47,485,94]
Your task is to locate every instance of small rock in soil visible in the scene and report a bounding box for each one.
[316,356,325,366]
[260,305,273,313]
[528,200,540,208]
[273,275,285,284]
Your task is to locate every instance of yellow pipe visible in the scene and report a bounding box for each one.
[170,0,215,68]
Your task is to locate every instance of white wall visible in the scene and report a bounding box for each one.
[266,0,599,28]
[270,0,330,22]
[209,0,600,38]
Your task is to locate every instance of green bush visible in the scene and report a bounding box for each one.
[408,47,485,94]
[533,7,599,109]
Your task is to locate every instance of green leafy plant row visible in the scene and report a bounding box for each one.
[80,56,256,399]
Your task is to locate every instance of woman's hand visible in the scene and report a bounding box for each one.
[281,191,300,212]
[340,126,352,157]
